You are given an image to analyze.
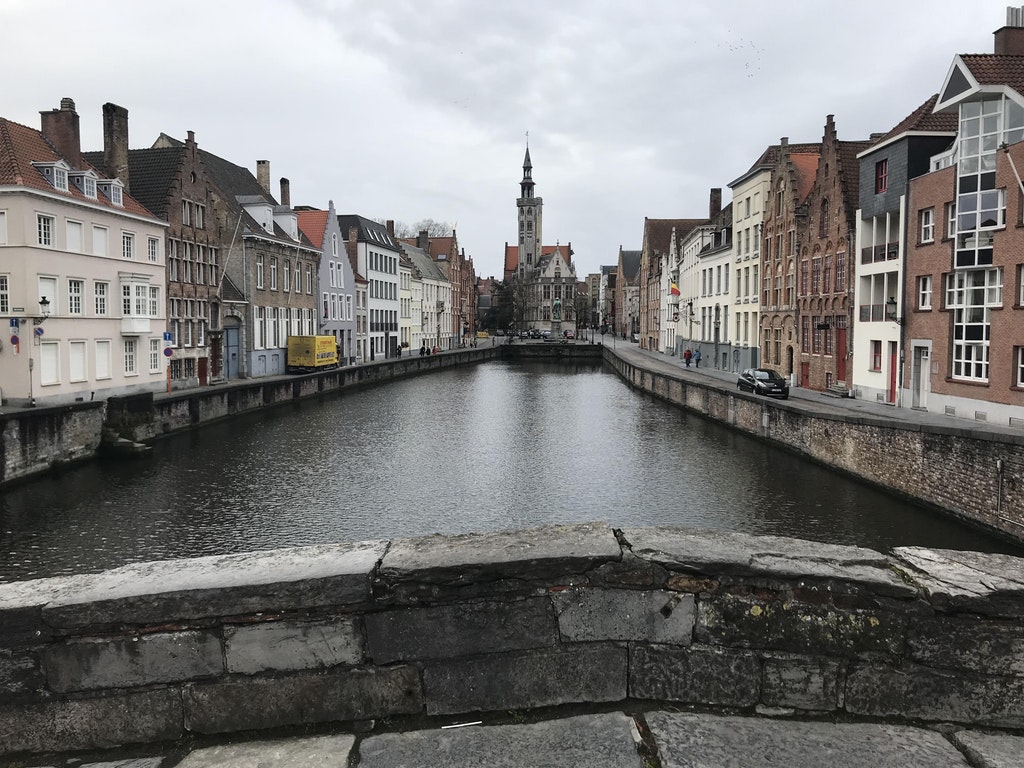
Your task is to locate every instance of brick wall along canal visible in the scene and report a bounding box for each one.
[1,360,1020,581]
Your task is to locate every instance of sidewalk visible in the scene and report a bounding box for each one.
[15,707,1023,767]
[610,341,1024,440]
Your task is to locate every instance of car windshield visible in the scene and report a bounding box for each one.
[753,370,782,381]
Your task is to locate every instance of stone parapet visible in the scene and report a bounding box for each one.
[1,523,1024,756]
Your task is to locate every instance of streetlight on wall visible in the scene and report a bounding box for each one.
[26,296,52,407]
[713,304,721,370]
[885,297,904,325]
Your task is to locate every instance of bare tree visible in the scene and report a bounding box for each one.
[387,219,455,239]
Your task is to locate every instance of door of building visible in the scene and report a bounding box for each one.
[198,356,208,386]
[911,345,929,409]
[887,341,898,404]
[800,361,810,388]
[836,327,848,383]
[225,327,239,379]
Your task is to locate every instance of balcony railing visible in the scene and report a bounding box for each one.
[860,243,899,264]
[858,303,889,322]
[121,316,151,335]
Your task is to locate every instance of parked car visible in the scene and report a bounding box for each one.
[541,330,552,340]
[495,329,506,336]
[564,330,575,339]
[737,368,790,399]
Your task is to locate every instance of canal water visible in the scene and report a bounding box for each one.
[1,360,1020,582]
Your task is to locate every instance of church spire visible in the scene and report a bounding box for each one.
[520,140,534,199]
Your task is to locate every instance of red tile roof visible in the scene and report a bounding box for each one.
[960,54,1024,93]
[790,153,820,204]
[0,117,157,220]
[296,209,329,248]
[874,94,958,145]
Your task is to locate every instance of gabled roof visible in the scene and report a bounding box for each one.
[504,242,573,274]
[643,218,707,256]
[729,142,821,188]
[619,250,642,280]
[859,94,958,157]
[82,146,183,219]
[0,117,157,220]
[790,154,820,204]
[937,54,1024,112]
[296,208,329,247]
[401,241,447,282]
[336,214,400,251]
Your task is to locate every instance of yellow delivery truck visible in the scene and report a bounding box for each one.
[286,335,339,373]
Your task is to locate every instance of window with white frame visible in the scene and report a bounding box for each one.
[270,258,278,290]
[37,214,54,246]
[181,200,191,226]
[68,279,83,315]
[1017,347,1024,387]
[121,281,154,317]
[283,260,291,292]
[149,286,159,317]
[945,267,1003,381]
[256,254,264,288]
[122,232,134,259]
[0,275,7,314]
[69,340,87,382]
[918,275,932,310]
[195,204,205,229]
[95,339,111,379]
[946,202,956,240]
[94,281,108,315]
[294,263,300,291]
[39,276,57,311]
[53,167,68,192]
[148,237,159,262]
[149,338,161,373]
[67,220,83,252]
[920,208,935,243]
[306,265,313,294]
[124,338,138,375]
[329,260,337,288]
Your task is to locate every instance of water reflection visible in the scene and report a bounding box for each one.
[1,360,1019,582]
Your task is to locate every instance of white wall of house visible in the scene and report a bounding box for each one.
[0,189,166,406]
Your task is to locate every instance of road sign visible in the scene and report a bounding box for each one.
[34,327,44,336]
[9,319,17,328]
[163,347,172,357]
[163,332,173,342]
[10,334,18,346]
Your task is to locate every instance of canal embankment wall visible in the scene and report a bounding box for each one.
[1,522,1023,756]
[602,348,1024,543]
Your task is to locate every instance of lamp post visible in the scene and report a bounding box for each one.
[26,296,51,407]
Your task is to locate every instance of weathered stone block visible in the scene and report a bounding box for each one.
[0,646,43,700]
[377,523,622,592]
[366,598,555,663]
[0,688,182,755]
[174,734,356,767]
[225,618,363,674]
[551,587,694,643]
[630,643,759,706]
[696,594,905,655]
[421,643,626,715]
[909,617,1024,675]
[951,730,1024,768]
[43,631,222,693]
[42,541,387,629]
[183,666,422,734]
[846,662,1024,727]
[647,711,971,768]
[761,654,842,711]
[358,713,639,768]
[0,574,96,647]
[622,527,915,597]
[894,547,1024,617]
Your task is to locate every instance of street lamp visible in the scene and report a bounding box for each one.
[885,297,904,325]
[713,303,721,370]
[26,296,52,407]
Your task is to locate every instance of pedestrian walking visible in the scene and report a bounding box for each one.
[693,349,702,367]
[684,349,692,367]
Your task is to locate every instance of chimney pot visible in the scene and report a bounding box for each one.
[386,219,395,237]
[40,97,82,168]
[280,177,291,207]
[102,103,130,193]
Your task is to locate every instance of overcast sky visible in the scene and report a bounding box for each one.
[4,0,1007,279]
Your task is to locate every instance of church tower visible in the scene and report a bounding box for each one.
[517,146,543,279]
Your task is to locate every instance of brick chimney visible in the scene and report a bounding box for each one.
[39,97,81,168]
[279,177,290,207]
[102,102,130,193]
[386,219,395,237]
[709,188,722,219]
[995,5,1024,54]
[256,160,270,194]
[417,229,429,250]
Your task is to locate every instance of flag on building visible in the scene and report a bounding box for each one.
[670,282,681,296]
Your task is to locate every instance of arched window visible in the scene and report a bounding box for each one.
[819,198,829,238]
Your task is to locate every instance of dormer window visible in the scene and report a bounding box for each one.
[69,170,99,199]
[97,179,124,207]
[31,160,72,192]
